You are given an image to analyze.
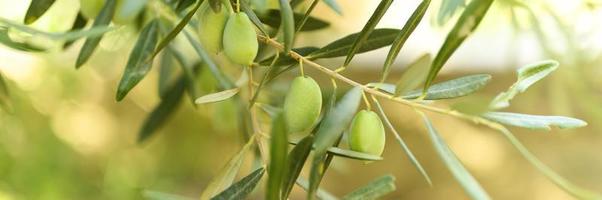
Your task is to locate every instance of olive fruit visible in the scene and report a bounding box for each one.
[283,76,322,133]
[222,12,258,65]
[348,110,386,156]
[113,0,147,24]
[80,0,105,19]
[198,2,229,54]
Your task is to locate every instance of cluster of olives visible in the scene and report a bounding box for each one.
[197,3,258,65]
[283,76,386,157]
[79,0,147,24]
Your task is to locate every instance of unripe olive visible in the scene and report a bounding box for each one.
[198,2,229,54]
[222,12,258,65]
[80,0,104,19]
[348,110,386,156]
[113,0,147,24]
[283,76,322,133]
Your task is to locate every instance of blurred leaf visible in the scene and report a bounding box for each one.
[373,99,432,186]
[482,112,587,130]
[420,113,490,200]
[281,136,313,199]
[200,135,256,200]
[63,12,88,49]
[116,19,160,101]
[403,74,491,100]
[258,9,329,32]
[151,0,204,61]
[208,0,222,12]
[240,0,269,36]
[0,26,45,52]
[175,0,197,12]
[75,0,117,68]
[267,113,288,200]
[381,0,431,81]
[498,129,602,199]
[211,168,266,200]
[257,103,281,118]
[169,47,202,103]
[342,175,396,200]
[158,49,175,98]
[184,31,235,89]
[278,0,295,52]
[195,88,240,104]
[325,146,382,161]
[436,0,465,25]
[490,60,559,109]
[394,54,431,96]
[0,17,110,41]
[143,190,195,200]
[366,82,396,94]
[424,0,494,92]
[323,0,342,15]
[450,96,491,115]
[294,0,319,32]
[24,0,55,24]
[309,87,362,198]
[308,29,400,59]
[296,178,339,200]
[0,71,11,112]
[343,0,393,67]
[138,75,187,142]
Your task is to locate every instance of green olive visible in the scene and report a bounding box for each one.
[113,0,147,24]
[198,2,229,54]
[222,12,258,65]
[348,110,386,156]
[80,0,105,19]
[283,76,322,133]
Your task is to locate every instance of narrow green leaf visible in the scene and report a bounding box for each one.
[211,168,266,200]
[436,0,465,25]
[0,17,111,41]
[0,26,45,52]
[258,47,318,67]
[342,175,396,200]
[343,0,393,67]
[482,112,587,130]
[116,19,161,101]
[323,0,343,15]
[267,113,289,200]
[63,12,88,49]
[0,71,11,112]
[24,0,55,24]
[281,136,314,199]
[424,0,494,92]
[294,0,319,32]
[278,0,295,52]
[138,75,186,142]
[183,30,235,89]
[309,87,362,199]
[489,60,559,109]
[308,29,400,59]
[381,0,431,82]
[373,99,432,186]
[151,0,204,61]
[158,49,175,98]
[175,0,196,12]
[325,146,383,161]
[200,135,256,200]
[403,74,491,100]
[240,0,269,36]
[75,0,117,69]
[208,0,222,12]
[394,54,431,96]
[258,9,329,32]
[498,128,602,199]
[420,113,490,200]
[195,88,240,104]
[295,178,339,200]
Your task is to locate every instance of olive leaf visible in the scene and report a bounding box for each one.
[158,49,176,98]
[308,29,400,59]
[0,26,45,52]
[116,19,161,101]
[138,75,187,143]
[281,136,313,200]
[208,0,222,12]
[373,99,432,186]
[482,112,587,130]
[402,74,491,100]
[325,146,383,161]
[267,113,289,200]
[258,46,318,67]
[489,60,559,109]
[381,0,431,82]
[436,0,465,25]
[424,0,494,92]
[258,9,329,32]
[343,0,393,67]
[183,30,235,89]
[0,71,11,112]
[394,53,431,96]
[24,0,55,24]
[151,0,204,61]
[309,87,362,199]
[63,13,88,49]
[296,178,339,200]
[294,0,319,32]
[175,0,197,12]
[341,175,396,200]
[211,168,266,200]
[195,88,240,104]
[240,0,268,36]
[278,0,295,52]
[75,0,117,69]
[323,0,343,15]
[0,18,110,41]
[200,135,256,200]
[420,113,490,200]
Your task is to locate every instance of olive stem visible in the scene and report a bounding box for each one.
[299,58,305,77]
[361,90,372,111]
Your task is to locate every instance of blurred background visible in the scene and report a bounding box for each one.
[0,0,601,199]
